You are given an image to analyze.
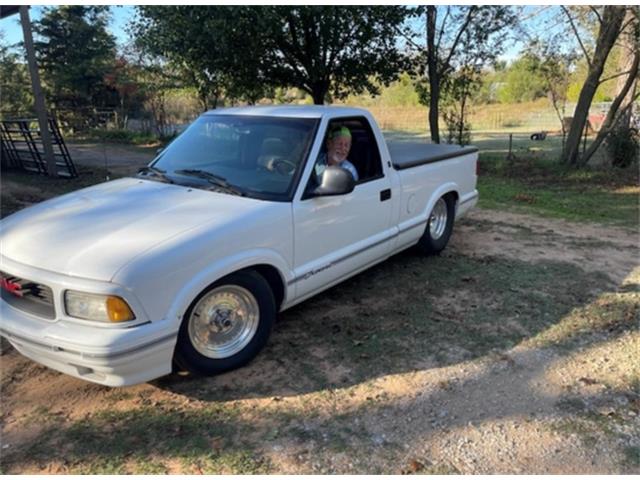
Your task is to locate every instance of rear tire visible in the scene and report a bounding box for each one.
[174,270,275,376]
[417,194,455,255]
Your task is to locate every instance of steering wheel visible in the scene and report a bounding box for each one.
[258,155,296,175]
[272,158,297,175]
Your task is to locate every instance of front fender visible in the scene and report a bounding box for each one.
[163,249,293,331]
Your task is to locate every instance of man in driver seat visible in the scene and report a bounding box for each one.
[315,126,359,182]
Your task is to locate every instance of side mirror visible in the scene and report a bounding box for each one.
[312,166,355,197]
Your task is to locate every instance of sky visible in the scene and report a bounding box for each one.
[0,5,567,64]
[0,5,134,47]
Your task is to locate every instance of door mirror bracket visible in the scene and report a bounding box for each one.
[310,166,355,198]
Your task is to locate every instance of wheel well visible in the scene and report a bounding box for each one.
[246,264,285,310]
[444,190,459,211]
[445,190,459,203]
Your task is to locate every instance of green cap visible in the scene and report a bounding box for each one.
[329,126,352,140]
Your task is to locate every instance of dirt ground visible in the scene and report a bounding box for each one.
[0,208,638,474]
[66,142,155,175]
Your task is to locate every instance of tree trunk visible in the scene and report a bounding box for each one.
[311,87,326,105]
[616,8,638,129]
[426,6,440,143]
[580,49,639,165]
[562,6,626,165]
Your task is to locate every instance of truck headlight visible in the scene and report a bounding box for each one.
[64,291,135,323]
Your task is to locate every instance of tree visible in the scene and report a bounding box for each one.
[0,35,33,115]
[132,6,247,110]
[525,40,578,154]
[497,54,547,103]
[251,6,407,104]
[408,6,517,143]
[133,6,408,106]
[33,6,117,112]
[103,56,147,129]
[441,66,482,145]
[560,6,637,165]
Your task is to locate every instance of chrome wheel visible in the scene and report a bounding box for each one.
[429,197,448,240]
[187,285,260,359]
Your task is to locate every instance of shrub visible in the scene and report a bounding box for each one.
[88,128,158,145]
[605,123,639,168]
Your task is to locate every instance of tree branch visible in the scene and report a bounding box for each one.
[396,25,422,51]
[598,68,635,85]
[561,6,592,68]
[435,6,450,54]
[589,6,603,26]
[442,6,477,75]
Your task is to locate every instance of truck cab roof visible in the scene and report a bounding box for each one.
[204,105,371,119]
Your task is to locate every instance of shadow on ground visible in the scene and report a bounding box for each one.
[1,213,637,474]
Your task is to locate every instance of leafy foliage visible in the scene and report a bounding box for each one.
[496,55,547,103]
[133,6,408,105]
[410,6,517,142]
[606,123,639,168]
[254,6,408,104]
[0,35,33,115]
[132,6,253,109]
[440,67,481,146]
[33,6,117,111]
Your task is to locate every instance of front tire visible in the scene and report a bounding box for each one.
[417,194,456,255]
[174,270,276,376]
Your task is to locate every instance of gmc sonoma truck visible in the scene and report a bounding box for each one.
[0,106,478,386]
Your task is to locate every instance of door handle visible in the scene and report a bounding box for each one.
[380,189,391,201]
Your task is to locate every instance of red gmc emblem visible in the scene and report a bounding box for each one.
[0,278,23,297]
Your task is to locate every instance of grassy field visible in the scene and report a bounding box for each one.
[363,99,563,134]
[477,155,639,229]
[383,130,638,229]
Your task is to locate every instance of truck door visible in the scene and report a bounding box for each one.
[291,116,396,301]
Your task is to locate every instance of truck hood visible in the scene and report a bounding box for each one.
[0,178,267,281]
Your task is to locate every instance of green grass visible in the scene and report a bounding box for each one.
[623,446,640,468]
[478,155,639,228]
[526,292,639,351]
[384,130,637,229]
[553,392,640,471]
[1,405,271,474]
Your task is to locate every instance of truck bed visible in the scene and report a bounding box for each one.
[387,142,478,170]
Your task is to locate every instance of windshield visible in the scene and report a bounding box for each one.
[149,114,318,200]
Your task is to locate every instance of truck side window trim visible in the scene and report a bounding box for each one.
[287,119,322,202]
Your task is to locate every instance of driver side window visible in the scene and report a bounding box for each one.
[305,117,383,193]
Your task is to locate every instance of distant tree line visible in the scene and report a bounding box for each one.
[0,5,636,166]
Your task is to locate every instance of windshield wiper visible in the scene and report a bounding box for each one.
[137,166,174,183]
[175,169,245,196]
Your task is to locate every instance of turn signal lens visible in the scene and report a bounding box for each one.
[106,296,135,322]
[65,290,135,323]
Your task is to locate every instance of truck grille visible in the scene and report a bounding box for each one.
[0,271,55,319]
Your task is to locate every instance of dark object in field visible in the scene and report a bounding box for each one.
[530,131,547,141]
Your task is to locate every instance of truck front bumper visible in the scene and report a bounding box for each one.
[0,300,177,387]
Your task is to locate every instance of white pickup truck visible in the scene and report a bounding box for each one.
[0,106,478,386]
